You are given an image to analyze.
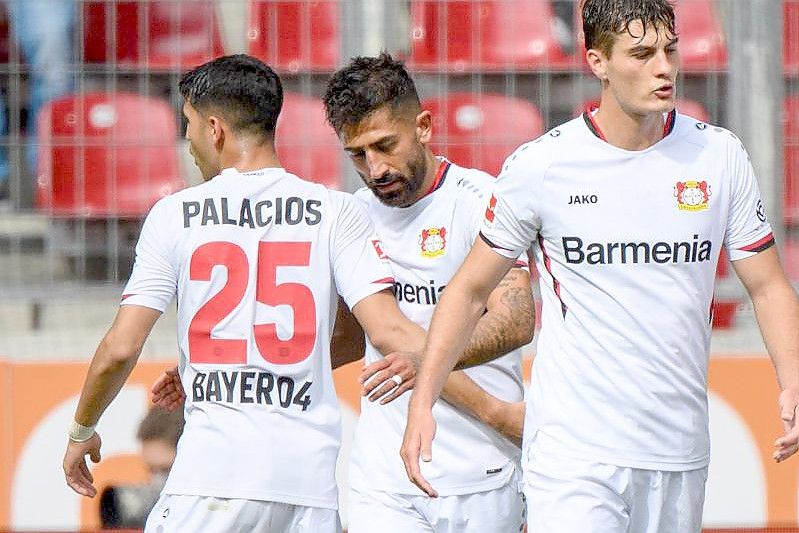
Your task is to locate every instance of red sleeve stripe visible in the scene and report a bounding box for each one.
[738,233,775,253]
[373,277,396,284]
[121,294,134,301]
[514,260,528,268]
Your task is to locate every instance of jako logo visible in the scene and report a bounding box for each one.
[568,194,598,205]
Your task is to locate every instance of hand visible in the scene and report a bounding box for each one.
[400,396,438,497]
[775,387,799,463]
[359,351,420,405]
[63,433,102,497]
[151,366,185,411]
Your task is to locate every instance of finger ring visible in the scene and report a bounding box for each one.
[391,374,402,386]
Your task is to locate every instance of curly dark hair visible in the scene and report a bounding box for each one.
[581,0,676,56]
[323,52,420,134]
[179,54,283,138]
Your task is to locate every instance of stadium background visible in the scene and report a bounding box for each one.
[1,0,798,530]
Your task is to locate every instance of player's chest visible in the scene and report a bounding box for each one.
[371,206,474,280]
[538,154,728,241]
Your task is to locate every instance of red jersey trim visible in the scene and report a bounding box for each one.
[420,160,451,199]
[582,108,677,143]
[538,234,568,318]
[737,233,775,254]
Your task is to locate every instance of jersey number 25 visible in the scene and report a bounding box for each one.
[187,241,317,365]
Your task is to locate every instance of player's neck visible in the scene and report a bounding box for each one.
[412,150,444,203]
[220,137,282,174]
[593,97,666,151]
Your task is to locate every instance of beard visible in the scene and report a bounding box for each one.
[366,145,428,207]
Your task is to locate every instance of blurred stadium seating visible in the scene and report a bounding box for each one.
[83,0,225,69]
[409,0,573,71]
[424,92,543,176]
[247,0,339,72]
[276,92,341,189]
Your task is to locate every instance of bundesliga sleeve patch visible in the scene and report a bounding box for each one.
[371,238,388,260]
[484,194,497,224]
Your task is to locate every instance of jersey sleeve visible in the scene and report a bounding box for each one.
[121,197,178,311]
[479,149,543,259]
[466,177,530,270]
[330,193,395,309]
[723,136,775,261]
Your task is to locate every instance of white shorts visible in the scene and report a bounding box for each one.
[143,494,342,533]
[348,474,524,533]
[523,444,708,533]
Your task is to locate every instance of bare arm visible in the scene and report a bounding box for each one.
[401,238,516,496]
[440,371,524,445]
[734,247,799,462]
[456,266,534,369]
[63,305,161,497]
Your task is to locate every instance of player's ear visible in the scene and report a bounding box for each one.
[207,115,224,146]
[416,109,432,145]
[586,47,609,83]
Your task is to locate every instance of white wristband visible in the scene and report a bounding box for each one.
[68,421,96,442]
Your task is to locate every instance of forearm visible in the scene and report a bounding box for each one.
[752,281,799,390]
[413,287,486,407]
[74,332,141,426]
[456,269,534,369]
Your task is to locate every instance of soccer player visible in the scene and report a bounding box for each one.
[62,54,428,533]
[323,53,534,533]
[401,1,799,532]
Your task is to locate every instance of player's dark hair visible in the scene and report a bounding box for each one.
[581,0,676,56]
[137,407,185,448]
[323,52,421,134]
[179,54,283,138]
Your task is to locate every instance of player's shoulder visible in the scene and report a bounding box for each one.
[500,116,583,176]
[444,160,494,202]
[672,113,743,153]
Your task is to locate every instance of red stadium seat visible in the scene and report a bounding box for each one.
[409,0,572,72]
[786,1,799,76]
[83,1,225,69]
[423,93,543,176]
[275,93,341,189]
[35,92,184,217]
[247,0,339,73]
[785,97,799,225]
[673,0,727,71]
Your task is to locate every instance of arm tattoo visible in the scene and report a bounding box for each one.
[455,273,534,370]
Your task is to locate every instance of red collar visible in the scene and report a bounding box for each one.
[420,159,451,199]
[583,106,676,143]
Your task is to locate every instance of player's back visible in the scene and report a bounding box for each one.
[123,166,390,509]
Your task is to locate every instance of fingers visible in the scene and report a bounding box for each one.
[379,379,415,405]
[400,430,438,498]
[63,442,98,498]
[359,359,390,386]
[361,354,415,400]
[775,425,799,463]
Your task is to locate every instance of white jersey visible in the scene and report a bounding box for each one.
[121,167,394,509]
[482,112,774,471]
[349,159,525,495]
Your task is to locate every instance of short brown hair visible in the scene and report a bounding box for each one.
[136,407,184,447]
[582,0,676,56]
